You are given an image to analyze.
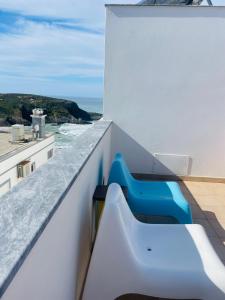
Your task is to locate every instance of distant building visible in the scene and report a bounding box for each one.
[0,111,55,197]
[139,0,204,5]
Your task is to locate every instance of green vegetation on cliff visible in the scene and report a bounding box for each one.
[0,93,102,126]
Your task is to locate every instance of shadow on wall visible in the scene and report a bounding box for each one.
[111,123,191,177]
[75,156,105,299]
[97,157,104,185]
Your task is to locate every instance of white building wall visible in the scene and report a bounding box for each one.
[104,5,225,178]
[29,142,54,170]
[1,126,112,300]
[0,135,55,197]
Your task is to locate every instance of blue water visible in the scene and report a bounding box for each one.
[62,96,103,114]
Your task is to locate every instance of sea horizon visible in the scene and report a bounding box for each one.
[52,95,103,114]
[0,92,103,114]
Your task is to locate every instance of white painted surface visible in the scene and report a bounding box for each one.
[0,180,10,196]
[104,6,225,177]
[153,153,190,176]
[1,126,112,300]
[0,135,55,197]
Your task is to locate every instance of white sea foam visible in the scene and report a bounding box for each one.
[48,122,94,151]
[58,123,94,137]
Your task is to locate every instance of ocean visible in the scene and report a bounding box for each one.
[49,97,103,149]
[57,96,103,114]
[1,97,103,151]
[46,122,95,150]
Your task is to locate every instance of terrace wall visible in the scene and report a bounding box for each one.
[1,123,112,300]
[104,5,225,178]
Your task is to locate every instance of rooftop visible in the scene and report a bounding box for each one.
[0,130,53,162]
[0,4,225,300]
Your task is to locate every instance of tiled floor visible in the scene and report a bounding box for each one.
[180,181,225,265]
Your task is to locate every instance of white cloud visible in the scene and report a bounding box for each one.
[0,0,137,20]
[0,19,104,76]
[0,0,137,96]
[0,18,106,95]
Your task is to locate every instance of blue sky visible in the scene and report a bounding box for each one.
[0,0,137,97]
[0,0,224,97]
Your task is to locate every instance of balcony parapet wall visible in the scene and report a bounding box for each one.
[0,120,112,299]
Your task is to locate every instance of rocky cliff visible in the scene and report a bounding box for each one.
[0,93,102,126]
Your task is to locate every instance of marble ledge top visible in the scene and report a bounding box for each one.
[0,120,112,297]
